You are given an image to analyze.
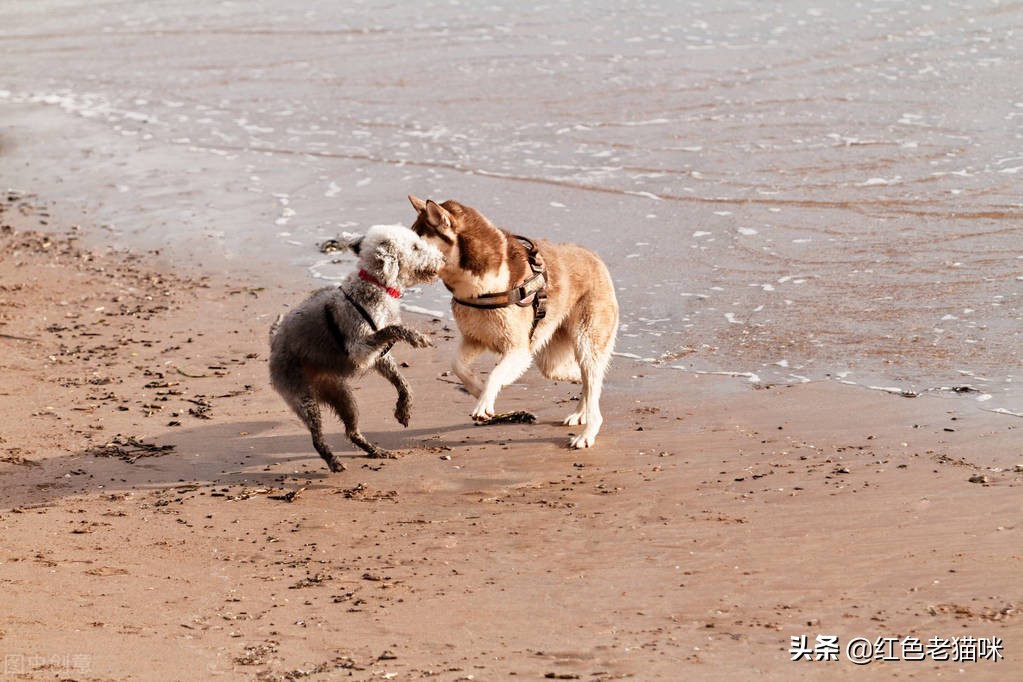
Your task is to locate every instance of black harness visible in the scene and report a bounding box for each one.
[323,288,393,356]
[342,287,382,332]
[448,235,548,337]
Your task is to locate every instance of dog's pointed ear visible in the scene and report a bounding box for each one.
[409,196,456,243]
[424,200,451,230]
[343,232,364,255]
[408,194,428,213]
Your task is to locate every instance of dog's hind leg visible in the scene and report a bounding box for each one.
[453,337,486,398]
[471,347,532,421]
[375,354,413,427]
[564,282,618,448]
[324,379,396,459]
[536,326,583,383]
[564,394,588,428]
[271,356,346,472]
[535,325,589,427]
[561,357,591,428]
[567,335,612,449]
[294,393,346,473]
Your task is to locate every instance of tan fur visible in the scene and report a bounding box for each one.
[408,195,618,448]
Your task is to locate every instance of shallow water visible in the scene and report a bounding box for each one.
[1,0,1020,412]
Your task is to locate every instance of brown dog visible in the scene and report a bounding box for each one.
[408,195,618,448]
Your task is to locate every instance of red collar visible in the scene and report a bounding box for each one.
[358,269,402,298]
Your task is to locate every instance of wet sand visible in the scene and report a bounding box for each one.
[2,196,1020,680]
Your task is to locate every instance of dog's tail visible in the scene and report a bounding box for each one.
[268,313,284,343]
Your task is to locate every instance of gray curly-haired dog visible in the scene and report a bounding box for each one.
[269,225,444,472]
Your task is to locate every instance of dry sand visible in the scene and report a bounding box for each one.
[1,195,1020,681]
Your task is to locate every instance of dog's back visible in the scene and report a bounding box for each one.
[270,287,355,374]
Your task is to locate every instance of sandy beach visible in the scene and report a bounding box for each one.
[2,1,1021,678]
[2,193,1020,681]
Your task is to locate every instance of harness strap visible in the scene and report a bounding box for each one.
[530,286,548,337]
[339,288,394,356]
[323,304,347,349]
[342,288,380,331]
[446,269,546,309]
[520,235,548,335]
[449,234,548,338]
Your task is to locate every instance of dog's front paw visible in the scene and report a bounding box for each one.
[568,425,599,449]
[405,329,432,349]
[366,447,398,460]
[471,403,496,422]
[326,457,348,473]
[569,434,595,449]
[563,411,586,427]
